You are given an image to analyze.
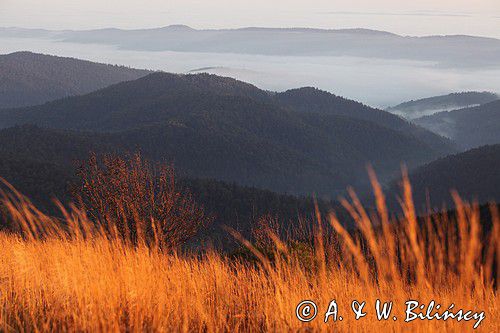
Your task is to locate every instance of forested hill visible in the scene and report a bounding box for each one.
[0,51,150,108]
[387,91,498,119]
[388,145,500,209]
[414,100,500,149]
[0,72,454,196]
[274,87,453,154]
[0,71,453,153]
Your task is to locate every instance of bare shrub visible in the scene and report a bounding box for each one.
[73,153,209,249]
[252,214,281,249]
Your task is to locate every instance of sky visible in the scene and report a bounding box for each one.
[1,0,500,37]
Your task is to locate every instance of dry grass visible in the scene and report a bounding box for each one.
[0,173,498,332]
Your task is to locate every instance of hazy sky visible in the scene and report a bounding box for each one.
[1,0,500,37]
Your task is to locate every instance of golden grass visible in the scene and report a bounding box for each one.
[0,174,498,332]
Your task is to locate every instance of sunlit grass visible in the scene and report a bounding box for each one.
[0,173,497,332]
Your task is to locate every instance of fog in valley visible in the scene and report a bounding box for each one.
[1,26,500,107]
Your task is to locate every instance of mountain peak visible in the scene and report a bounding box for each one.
[159,24,195,31]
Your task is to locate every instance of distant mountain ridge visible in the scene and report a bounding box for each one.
[387,92,498,119]
[0,51,150,108]
[2,26,500,68]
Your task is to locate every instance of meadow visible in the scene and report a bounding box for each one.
[0,170,497,332]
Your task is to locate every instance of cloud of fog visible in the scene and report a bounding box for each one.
[1,37,499,108]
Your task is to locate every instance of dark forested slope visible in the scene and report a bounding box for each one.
[274,87,454,154]
[0,73,454,196]
[388,145,500,209]
[0,126,345,246]
[414,100,500,149]
[0,51,150,108]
